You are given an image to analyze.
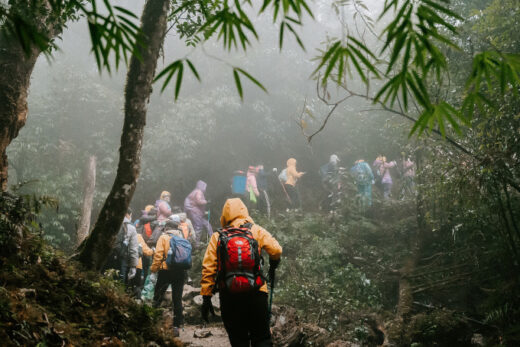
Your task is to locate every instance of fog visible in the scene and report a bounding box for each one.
[8,0,410,247]
[3,1,520,344]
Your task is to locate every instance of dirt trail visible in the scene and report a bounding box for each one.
[159,284,231,346]
[178,325,230,346]
[160,284,345,346]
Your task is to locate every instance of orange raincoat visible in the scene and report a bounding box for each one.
[285,158,304,186]
[200,198,282,296]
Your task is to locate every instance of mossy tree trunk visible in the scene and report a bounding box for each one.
[77,0,171,270]
[0,41,39,191]
[0,1,68,191]
[76,155,97,246]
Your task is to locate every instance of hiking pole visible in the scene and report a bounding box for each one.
[206,208,211,244]
[268,267,276,321]
[278,179,292,205]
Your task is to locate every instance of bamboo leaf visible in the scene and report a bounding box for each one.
[174,63,184,100]
[233,69,243,99]
[186,59,201,81]
[235,67,268,93]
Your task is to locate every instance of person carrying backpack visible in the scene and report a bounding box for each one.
[133,231,154,299]
[319,154,341,210]
[151,215,191,337]
[284,158,305,210]
[320,154,340,189]
[350,159,375,207]
[200,198,282,347]
[105,208,139,286]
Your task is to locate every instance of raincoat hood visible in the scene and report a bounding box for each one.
[287,158,297,167]
[330,154,340,164]
[195,180,207,192]
[220,198,254,227]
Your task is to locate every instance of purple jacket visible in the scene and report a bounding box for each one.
[156,200,171,222]
[184,180,208,217]
[381,161,396,184]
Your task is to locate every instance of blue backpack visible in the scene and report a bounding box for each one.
[166,235,192,270]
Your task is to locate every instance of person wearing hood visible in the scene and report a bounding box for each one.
[379,156,397,199]
[151,215,186,337]
[350,159,375,207]
[255,165,272,217]
[171,208,197,245]
[200,198,282,347]
[284,158,305,210]
[134,204,154,228]
[156,191,172,222]
[133,230,154,299]
[319,154,341,209]
[246,165,260,208]
[184,180,213,241]
[109,208,139,286]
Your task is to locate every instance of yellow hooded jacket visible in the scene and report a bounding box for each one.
[285,158,304,186]
[136,233,154,270]
[200,198,282,296]
[150,228,184,272]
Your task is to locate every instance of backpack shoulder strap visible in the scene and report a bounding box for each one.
[239,223,253,230]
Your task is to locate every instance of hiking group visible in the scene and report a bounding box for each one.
[320,153,416,209]
[235,153,415,214]
[105,154,414,345]
[106,183,281,346]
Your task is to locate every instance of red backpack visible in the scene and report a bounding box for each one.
[217,224,264,293]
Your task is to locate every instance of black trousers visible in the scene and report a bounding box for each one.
[153,270,185,327]
[284,184,301,209]
[220,290,272,347]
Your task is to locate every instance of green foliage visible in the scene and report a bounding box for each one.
[313,37,379,84]
[155,0,313,100]
[0,219,177,345]
[0,1,140,71]
[472,0,520,52]
[261,213,383,332]
[312,0,520,139]
[462,52,520,117]
[83,2,141,72]
[377,0,461,107]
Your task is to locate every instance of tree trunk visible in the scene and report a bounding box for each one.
[0,1,67,191]
[396,150,427,320]
[76,155,97,246]
[76,0,171,271]
[0,39,40,191]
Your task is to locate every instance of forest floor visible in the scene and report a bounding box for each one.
[158,284,367,347]
[0,191,502,346]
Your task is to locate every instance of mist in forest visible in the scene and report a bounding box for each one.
[2,0,520,345]
[9,0,405,245]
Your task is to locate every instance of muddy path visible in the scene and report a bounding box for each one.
[157,284,357,347]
